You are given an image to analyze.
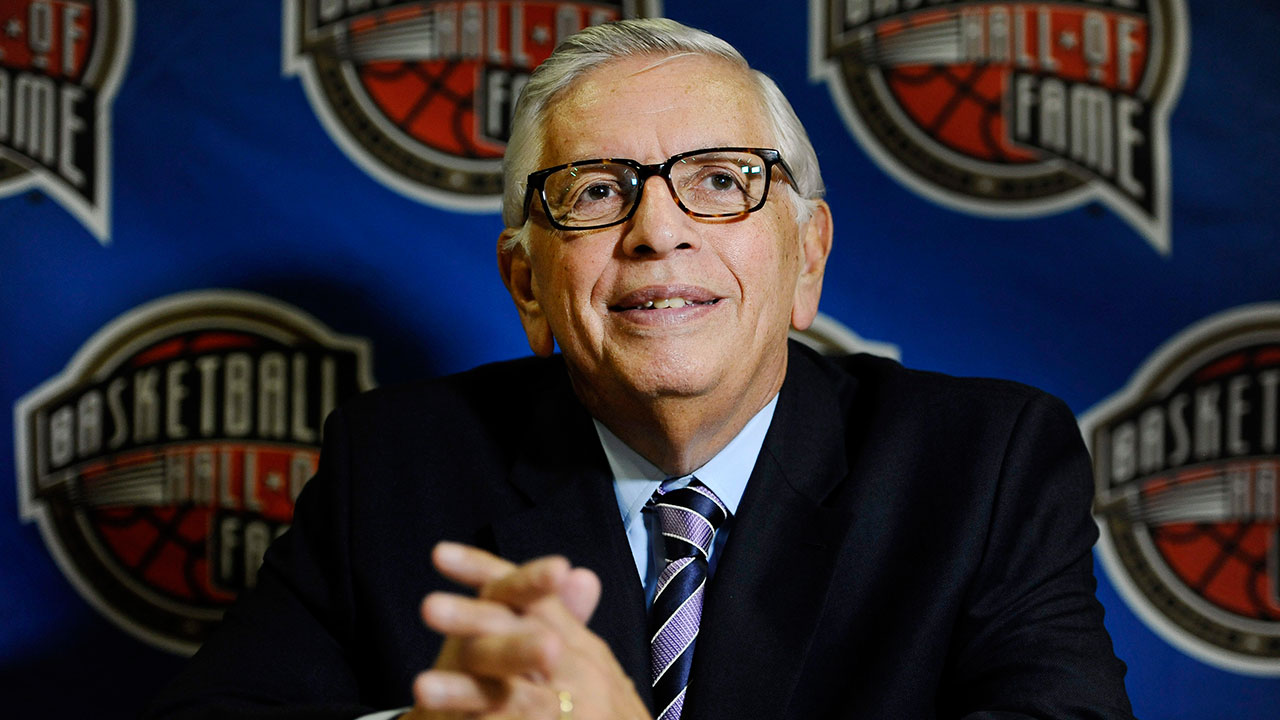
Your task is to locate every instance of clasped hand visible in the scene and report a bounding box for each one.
[405,542,650,720]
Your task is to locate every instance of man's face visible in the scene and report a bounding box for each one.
[501,54,831,414]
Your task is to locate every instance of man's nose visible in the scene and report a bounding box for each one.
[620,176,700,257]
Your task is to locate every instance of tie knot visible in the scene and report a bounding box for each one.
[652,479,728,561]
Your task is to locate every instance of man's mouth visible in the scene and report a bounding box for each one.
[609,297,721,312]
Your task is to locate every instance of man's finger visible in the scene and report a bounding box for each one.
[432,542,517,589]
[420,592,524,637]
[413,672,558,720]
[479,555,570,608]
[455,628,561,679]
[558,567,602,624]
[413,668,504,713]
[518,567,603,635]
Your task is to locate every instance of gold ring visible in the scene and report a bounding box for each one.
[557,689,574,719]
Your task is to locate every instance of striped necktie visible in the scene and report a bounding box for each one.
[648,478,728,720]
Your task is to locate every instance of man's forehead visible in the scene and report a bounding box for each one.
[540,54,770,164]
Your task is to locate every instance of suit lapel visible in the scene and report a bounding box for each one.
[489,370,652,708]
[684,346,858,720]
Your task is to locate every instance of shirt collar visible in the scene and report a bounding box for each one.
[596,393,778,530]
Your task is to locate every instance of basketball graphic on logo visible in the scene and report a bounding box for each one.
[1152,508,1279,623]
[360,58,505,159]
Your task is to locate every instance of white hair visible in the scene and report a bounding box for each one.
[501,18,825,249]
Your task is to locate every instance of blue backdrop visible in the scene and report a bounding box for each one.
[3,1,1278,717]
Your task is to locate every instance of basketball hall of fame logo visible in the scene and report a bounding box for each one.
[283,0,660,211]
[810,0,1187,254]
[1081,305,1280,675]
[0,0,132,243]
[14,290,374,654]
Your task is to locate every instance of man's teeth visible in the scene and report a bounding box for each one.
[614,296,715,311]
[644,298,688,309]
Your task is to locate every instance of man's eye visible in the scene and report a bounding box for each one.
[694,169,746,194]
[563,178,627,220]
[705,172,740,191]
[581,183,618,202]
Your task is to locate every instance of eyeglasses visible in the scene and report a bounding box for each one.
[522,147,795,231]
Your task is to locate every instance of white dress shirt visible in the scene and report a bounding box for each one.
[595,394,778,604]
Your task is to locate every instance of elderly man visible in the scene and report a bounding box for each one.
[147,18,1134,720]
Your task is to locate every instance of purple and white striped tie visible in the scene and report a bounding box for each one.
[648,479,727,720]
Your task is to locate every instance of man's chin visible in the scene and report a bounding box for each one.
[567,354,723,405]
[613,364,721,402]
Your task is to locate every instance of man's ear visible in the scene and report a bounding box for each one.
[791,200,834,332]
[497,230,556,357]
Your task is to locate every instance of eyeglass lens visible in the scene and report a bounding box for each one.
[542,150,770,228]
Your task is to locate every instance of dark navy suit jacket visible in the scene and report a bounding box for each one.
[147,343,1135,719]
